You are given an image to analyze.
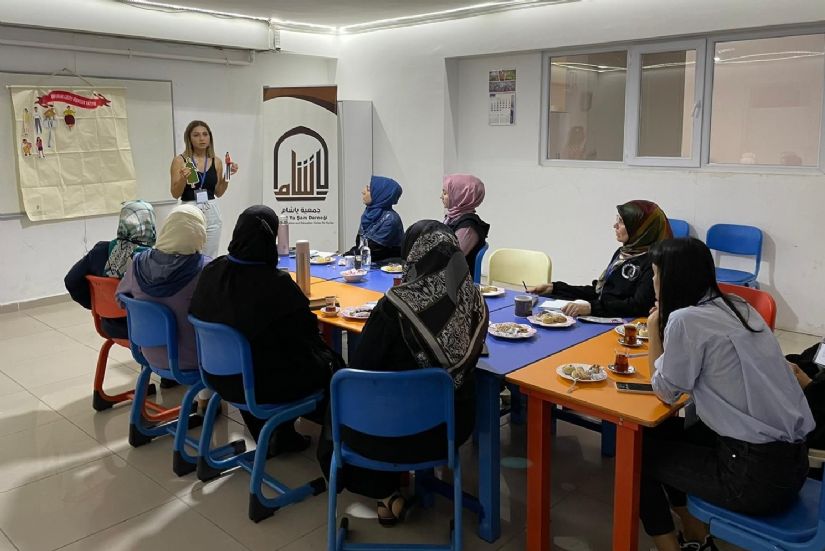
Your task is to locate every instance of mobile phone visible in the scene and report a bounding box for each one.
[615,382,655,394]
[480,342,489,357]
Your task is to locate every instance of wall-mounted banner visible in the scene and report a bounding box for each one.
[9,86,136,221]
[262,86,338,252]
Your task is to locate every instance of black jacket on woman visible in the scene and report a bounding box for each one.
[551,249,655,318]
[189,206,338,438]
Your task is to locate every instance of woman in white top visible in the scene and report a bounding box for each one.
[643,237,814,551]
[170,120,238,259]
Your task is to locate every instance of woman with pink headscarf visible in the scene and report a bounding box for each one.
[442,174,490,280]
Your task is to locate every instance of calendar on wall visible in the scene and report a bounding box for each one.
[489,69,516,126]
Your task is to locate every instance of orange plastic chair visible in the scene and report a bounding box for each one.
[87,276,179,421]
[718,282,777,331]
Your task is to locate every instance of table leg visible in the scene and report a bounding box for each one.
[475,370,500,542]
[612,423,642,551]
[526,394,552,551]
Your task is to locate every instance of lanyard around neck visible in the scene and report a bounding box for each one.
[191,155,208,189]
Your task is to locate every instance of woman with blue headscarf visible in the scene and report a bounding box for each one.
[344,176,404,262]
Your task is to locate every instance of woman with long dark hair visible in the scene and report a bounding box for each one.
[642,237,814,551]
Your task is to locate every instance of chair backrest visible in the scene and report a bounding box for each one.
[487,248,552,287]
[188,315,262,411]
[119,295,182,376]
[473,242,489,284]
[706,224,763,277]
[718,283,777,331]
[86,275,126,341]
[668,218,690,238]
[330,368,456,465]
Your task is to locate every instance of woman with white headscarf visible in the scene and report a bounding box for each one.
[117,204,209,372]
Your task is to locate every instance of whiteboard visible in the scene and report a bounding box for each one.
[1,72,174,216]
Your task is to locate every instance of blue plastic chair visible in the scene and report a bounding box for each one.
[668,218,690,238]
[188,315,326,523]
[328,368,462,551]
[119,295,242,477]
[706,224,763,287]
[473,242,489,284]
[688,478,825,550]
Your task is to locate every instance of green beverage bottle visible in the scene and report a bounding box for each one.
[185,158,200,186]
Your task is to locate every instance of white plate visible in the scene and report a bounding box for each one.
[320,307,340,318]
[478,285,506,297]
[606,364,636,375]
[527,313,576,328]
[488,322,536,339]
[617,337,644,348]
[340,304,375,320]
[615,323,650,340]
[556,363,608,383]
[310,257,336,265]
[380,264,404,273]
[578,316,624,324]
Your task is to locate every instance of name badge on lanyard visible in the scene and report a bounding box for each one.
[192,156,208,204]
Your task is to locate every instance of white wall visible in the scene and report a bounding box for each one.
[0,34,335,306]
[334,0,825,333]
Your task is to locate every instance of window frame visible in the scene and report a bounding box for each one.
[539,45,629,168]
[538,25,825,174]
[625,39,706,168]
[701,28,825,173]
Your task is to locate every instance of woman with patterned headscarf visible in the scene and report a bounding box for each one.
[532,199,672,318]
[344,175,404,262]
[65,200,157,340]
[319,220,489,526]
[104,200,157,278]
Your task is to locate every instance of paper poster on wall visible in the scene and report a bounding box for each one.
[8,86,136,221]
[262,86,338,252]
[489,69,516,126]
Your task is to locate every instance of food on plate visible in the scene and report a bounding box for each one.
[535,311,568,325]
[479,285,500,294]
[342,304,375,319]
[312,256,333,263]
[491,322,530,335]
[381,263,403,273]
[637,322,649,338]
[560,364,602,380]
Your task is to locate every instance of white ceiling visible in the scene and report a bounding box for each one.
[127,0,572,31]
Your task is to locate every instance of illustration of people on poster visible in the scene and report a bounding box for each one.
[489,69,516,126]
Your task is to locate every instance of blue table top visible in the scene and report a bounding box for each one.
[278,256,347,280]
[478,306,620,376]
[481,288,522,313]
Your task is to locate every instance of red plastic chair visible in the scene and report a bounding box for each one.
[87,275,179,421]
[718,282,777,331]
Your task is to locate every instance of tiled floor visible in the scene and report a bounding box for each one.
[0,300,819,551]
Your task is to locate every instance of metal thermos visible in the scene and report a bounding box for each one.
[277,221,290,256]
[295,240,311,296]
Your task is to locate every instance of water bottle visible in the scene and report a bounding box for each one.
[360,237,371,271]
[295,240,311,296]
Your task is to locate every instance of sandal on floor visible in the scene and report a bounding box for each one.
[377,493,412,527]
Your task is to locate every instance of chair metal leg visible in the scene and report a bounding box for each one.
[327,456,339,551]
[196,394,247,482]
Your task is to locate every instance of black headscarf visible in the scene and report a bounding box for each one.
[385,220,489,388]
[189,205,306,340]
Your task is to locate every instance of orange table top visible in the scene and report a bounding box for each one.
[310,280,384,333]
[288,273,326,286]
[506,321,685,427]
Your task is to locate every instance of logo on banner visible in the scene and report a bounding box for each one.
[273,125,329,202]
[35,90,111,109]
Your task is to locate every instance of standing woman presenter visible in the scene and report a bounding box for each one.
[170,120,238,258]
